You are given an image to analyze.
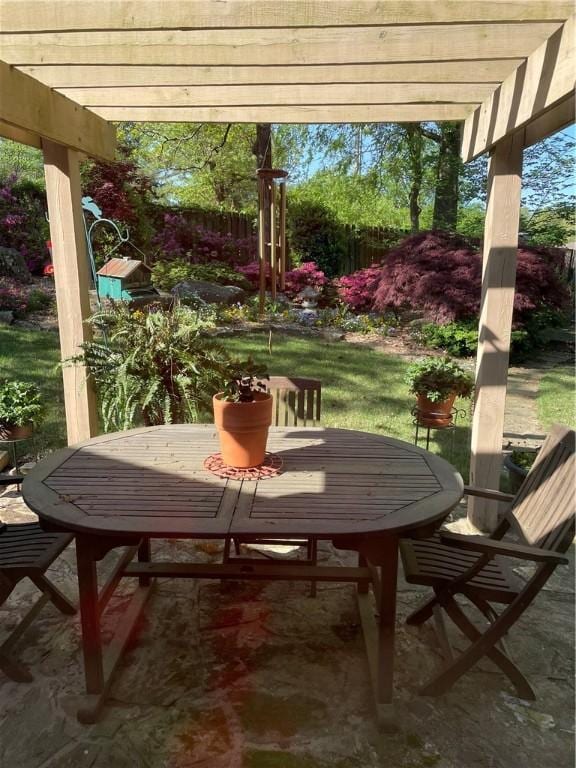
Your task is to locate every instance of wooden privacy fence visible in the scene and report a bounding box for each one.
[159,206,255,239]
[156,205,409,276]
[338,225,409,274]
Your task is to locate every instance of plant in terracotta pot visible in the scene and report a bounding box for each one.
[405,357,473,427]
[0,379,44,440]
[213,358,271,468]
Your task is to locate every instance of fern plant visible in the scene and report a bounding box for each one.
[68,303,235,431]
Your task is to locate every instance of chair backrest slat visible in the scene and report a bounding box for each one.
[509,424,575,552]
[259,376,322,428]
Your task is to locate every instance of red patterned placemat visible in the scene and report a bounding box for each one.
[203,452,283,480]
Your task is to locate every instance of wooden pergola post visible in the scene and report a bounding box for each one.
[468,132,523,531]
[42,140,98,444]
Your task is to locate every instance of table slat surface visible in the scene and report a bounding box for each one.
[23,426,463,538]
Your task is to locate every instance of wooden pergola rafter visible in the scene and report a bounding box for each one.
[0,0,574,530]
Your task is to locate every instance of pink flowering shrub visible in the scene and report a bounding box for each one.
[335,263,383,312]
[373,231,569,324]
[284,261,327,297]
[153,213,257,265]
[0,174,49,274]
[236,261,327,299]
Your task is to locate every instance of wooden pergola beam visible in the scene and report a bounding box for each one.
[17,61,523,89]
[461,15,575,161]
[91,104,476,123]
[1,1,572,30]
[0,24,561,67]
[0,119,41,149]
[59,83,495,108]
[0,61,116,161]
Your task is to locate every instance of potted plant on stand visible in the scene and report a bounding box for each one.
[0,379,44,440]
[405,357,474,427]
[213,360,271,468]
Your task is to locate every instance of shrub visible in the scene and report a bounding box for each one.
[152,259,250,292]
[26,288,53,313]
[0,379,44,427]
[0,174,49,274]
[420,308,566,359]
[373,230,570,325]
[235,261,327,299]
[420,320,479,357]
[287,200,346,278]
[335,263,383,312]
[153,214,257,265]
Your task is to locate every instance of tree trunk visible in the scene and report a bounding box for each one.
[253,123,272,170]
[405,124,423,233]
[432,122,461,231]
[253,124,273,311]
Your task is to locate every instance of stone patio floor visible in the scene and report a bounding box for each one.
[0,488,574,768]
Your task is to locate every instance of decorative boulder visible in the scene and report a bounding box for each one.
[172,281,246,306]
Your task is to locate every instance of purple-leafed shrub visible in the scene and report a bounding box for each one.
[373,231,569,324]
[335,263,383,312]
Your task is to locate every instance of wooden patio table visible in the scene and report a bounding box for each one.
[22,425,463,727]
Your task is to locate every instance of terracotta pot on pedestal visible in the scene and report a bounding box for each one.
[0,422,33,441]
[213,392,273,468]
[416,393,456,428]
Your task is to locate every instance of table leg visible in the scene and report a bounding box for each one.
[356,534,399,731]
[75,536,104,695]
[376,536,398,708]
[138,538,151,587]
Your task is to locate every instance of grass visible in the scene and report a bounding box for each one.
[0,325,473,474]
[0,326,66,456]
[538,365,575,429]
[222,332,472,476]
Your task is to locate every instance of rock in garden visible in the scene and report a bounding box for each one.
[0,310,14,325]
[172,280,245,306]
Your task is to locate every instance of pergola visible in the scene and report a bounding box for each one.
[0,1,574,530]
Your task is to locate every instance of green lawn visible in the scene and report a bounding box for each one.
[0,326,473,475]
[538,366,575,429]
[0,326,66,456]
[223,332,472,475]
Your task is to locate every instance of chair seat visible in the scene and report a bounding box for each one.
[0,523,73,573]
[400,534,522,604]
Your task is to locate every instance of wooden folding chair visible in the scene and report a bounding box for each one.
[0,474,75,682]
[400,423,575,699]
[224,377,322,595]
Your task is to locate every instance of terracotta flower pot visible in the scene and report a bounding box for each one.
[213,391,273,468]
[416,393,456,428]
[0,422,33,441]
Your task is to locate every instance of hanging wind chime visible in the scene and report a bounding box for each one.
[256,167,288,316]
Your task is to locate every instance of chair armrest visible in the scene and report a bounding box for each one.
[439,532,569,565]
[463,485,515,503]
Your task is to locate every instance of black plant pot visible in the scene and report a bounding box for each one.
[503,453,529,494]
